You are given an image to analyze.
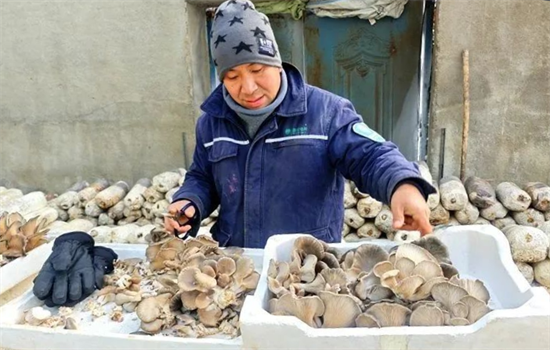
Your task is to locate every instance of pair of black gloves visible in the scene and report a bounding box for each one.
[32,231,118,307]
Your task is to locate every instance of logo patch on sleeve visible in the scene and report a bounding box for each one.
[352,122,385,142]
[257,37,276,57]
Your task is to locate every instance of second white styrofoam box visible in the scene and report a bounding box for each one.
[0,241,54,295]
[240,225,550,350]
[0,243,264,350]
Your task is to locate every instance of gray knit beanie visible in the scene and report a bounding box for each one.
[210,0,282,80]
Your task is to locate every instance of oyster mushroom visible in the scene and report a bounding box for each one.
[449,317,470,326]
[355,313,380,328]
[366,302,411,327]
[269,293,325,328]
[351,244,389,274]
[300,254,318,283]
[449,276,490,303]
[178,267,217,293]
[411,235,452,264]
[440,262,460,279]
[431,282,469,311]
[319,291,362,328]
[395,243,438,265]
[450,301,469,319]
[409,304,445,326]
[136,293,175,334]
[460,295,491,323]
[292,273,327,295]
[320,268,348,291]
[293,236,325,259]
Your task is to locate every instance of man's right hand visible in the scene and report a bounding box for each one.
[164,200,197,238]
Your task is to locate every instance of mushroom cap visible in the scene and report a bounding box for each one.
[412,260,444,280]
[320,268,348,289]
[460,295,491,323]
[140,319,164,334]
[292,273,326,295]
[396,243,439,265]
[354,270,381,300]
[431,281,469,310]
[373,261,394,278]
[321,252,340,269]
[233,256,255,284]
[178,267,217,292]
[449,317,470,326]
[198,303,223,327]
[409,276,447,301]
[355,313,380,328]
[241,271,260,290]
[341,250,355,270]
[411,235,451,264]
[440,262,460,279]
[449,276,490,303]
[136,293,171,323]
[366,302,411,327]
[180,290,200,310]
[352,244,390,273]
[409,304,445,326]
[293,236,325,259]
[300,254,318,283]
[393,275,425,300]
[217,256,237,276]
[450,301,469,319]
[269,293,325,328]
[319,291,362,328]
[365,285,394,301]
[395,257,415,277]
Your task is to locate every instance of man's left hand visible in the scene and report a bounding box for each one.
[390,184,432,236]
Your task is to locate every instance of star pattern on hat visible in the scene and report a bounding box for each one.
[242,2,253,11]
[262,16,269,25]
[233,41,253,54]
[251,26,266,38]
[215,9,224,19]
[214,34,226,48]
[228,0,238,4]
[229,16,244,26]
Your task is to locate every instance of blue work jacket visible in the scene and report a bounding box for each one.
[173,63,435,248]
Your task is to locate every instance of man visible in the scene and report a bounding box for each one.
[165,0,436,248]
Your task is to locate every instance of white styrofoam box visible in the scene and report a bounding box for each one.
[240,225,550,350]
[0,241,54,295]
[0,243,264,350]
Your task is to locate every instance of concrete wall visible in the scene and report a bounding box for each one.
[0,0,211,193]
[428,0,550,186]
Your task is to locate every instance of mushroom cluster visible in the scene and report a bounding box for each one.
[22,306,78,330]
[132,232,259,337]
[0,211,49,264]
[267,235,492,328]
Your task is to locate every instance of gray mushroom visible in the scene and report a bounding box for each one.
[431,281,469,311]
[269,293,325,328]
[319,291,362,328]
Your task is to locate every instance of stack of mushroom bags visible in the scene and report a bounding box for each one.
[95,231,260,338]
[44,170,193,242]
[268,236,492,328]
[342,164,550,291]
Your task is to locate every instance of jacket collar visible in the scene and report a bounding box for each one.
[200,62,307,119]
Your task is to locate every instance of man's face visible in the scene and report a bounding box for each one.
[223,63,282,110]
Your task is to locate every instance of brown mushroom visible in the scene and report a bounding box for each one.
[293,236,325,259]
[351,244,389,274]
[178,267,217,293]
[395,243,439,265]
[409,304,445,326]
[431,282,469,311]
[366,302,411,327]
[300,254,318,283]
[269,293,325,328]
[449,276,490,303]
[460,295,491,323]
[355,313,380,328]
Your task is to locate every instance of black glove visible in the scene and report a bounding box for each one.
[33,231,95,306]
[92,246,118,289]
[174,201,201,238]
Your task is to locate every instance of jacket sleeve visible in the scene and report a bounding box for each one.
[327,97,436,205]
[171,117,219,221]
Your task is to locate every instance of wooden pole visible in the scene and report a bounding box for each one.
[460,50,470,182]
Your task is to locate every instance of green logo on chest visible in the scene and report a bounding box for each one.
[284,126,308,136]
